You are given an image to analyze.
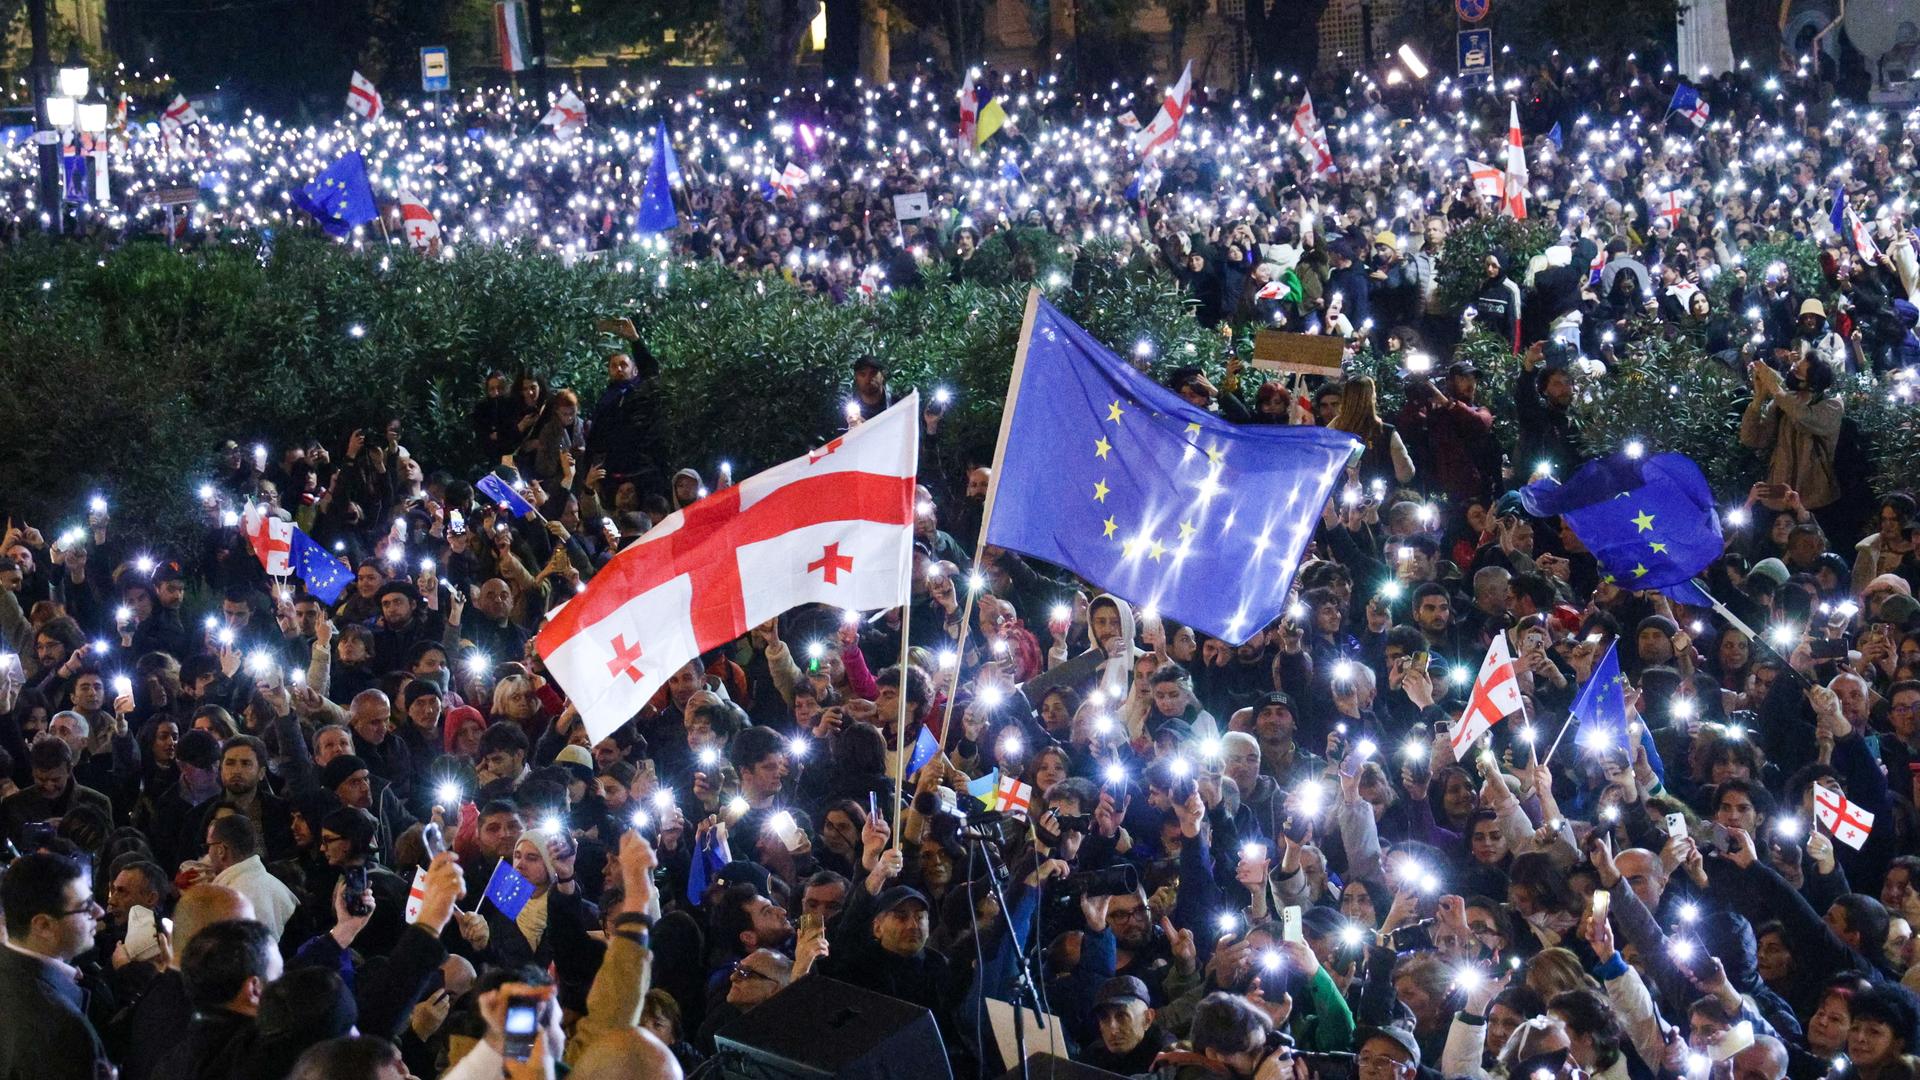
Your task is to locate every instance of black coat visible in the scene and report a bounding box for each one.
[0,946,109,1080]
[148,1007,255,1080]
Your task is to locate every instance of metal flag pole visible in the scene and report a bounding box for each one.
[936,287,1043,757]
[891,594,913,853]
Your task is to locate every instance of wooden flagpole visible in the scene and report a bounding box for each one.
[936,287,1044,757]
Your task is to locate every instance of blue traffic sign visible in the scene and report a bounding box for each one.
[420,47,451,93]
[1457,29,1493,77]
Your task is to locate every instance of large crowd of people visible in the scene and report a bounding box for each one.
[2,36,1920,1080]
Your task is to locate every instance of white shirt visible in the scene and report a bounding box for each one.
[212,855,298,940]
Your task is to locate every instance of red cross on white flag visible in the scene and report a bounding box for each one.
[1130,61,1192,156]
[1503,100,1529,220]
[1813,784,1875,850]
[160,94,199,134]
[957,70,979,145]
[403,866,429,923]
[541,89,588,133]
[241,504,294,577]
[1451,633,1524,760]
[347,71,383,122]
[1292,92,1335,177]
[995,774,1035,819]
[1652,190,1684,228]
[772,162,808,200]
[537,393,922,743]
[1466,159,1509,204]
[397,188,440,250]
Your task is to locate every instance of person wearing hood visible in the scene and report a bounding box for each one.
[1473,249,1524,353]
[1890,299,1920,370]
[585,347,663,501]
[1530,240,1595,344]
[669,467,704,510]
[1025,593,1142,701]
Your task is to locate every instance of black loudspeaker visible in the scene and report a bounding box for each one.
[714,974,953,1080]
[993,1054,1130,1080]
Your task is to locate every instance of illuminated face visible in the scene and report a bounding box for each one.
[1414,594,1451,633]
[1089,604,1123,650]
[1470,819,1508,865]
[1807,994,1851,1054]
[1715,790,1758,833]
[1755,931,1792,985]
[314,727,353,765]
[479,812,524,859]
[1151,681,1186,718]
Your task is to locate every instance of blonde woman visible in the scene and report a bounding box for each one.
[1329,376,1416,488]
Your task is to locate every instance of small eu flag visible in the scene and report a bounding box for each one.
[685,826,732,905]
[481,858,536,919]
[637,122,680,235]
[1519,451,1722,606]
[292,151,378,239]
[477,472,537,518]
[906,725,940,777]
[983,296,1358,643]
[1545,121,1563,150]
[290,527,349,604]
[1570,641,1628,737]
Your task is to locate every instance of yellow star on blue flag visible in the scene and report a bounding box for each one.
[1521,451,1723,606]
[982,296,1359,643]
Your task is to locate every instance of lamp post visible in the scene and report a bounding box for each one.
[26,0,60,229]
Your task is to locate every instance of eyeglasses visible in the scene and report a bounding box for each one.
[55,900,101,918]
[730,963,777,983]
[1357,1055,1410,1074]
[1110,906,1150,923]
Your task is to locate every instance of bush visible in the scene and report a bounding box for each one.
[0,233,1223,543]
[1436,216,1561,313]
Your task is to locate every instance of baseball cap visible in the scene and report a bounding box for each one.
[1094,975,1151,1011]
[1258,691,1296,714]
[1357,1024,1422,1067]
[1445,359,1477,378]
[873,885,931,917]
[852,355,887,374]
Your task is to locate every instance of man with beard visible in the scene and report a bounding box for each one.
[181,735,296,863]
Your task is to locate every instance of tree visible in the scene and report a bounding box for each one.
[1243,0,1329,83]
[719,0,821,86]
[1163,0,1209,76]
[541,0,724,64]
[888,0,991,77]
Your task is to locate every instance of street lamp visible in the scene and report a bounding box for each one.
[58,45,89,100]
[77,92,107,134]
[45,93,74,128]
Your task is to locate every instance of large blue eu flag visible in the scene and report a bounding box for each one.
[292,151,378,239]
[983,296,1359,644]
[636,122,681,234]
[1519,452,1723,606]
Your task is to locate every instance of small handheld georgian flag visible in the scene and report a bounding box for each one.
[1292,92,1335,177]
[1131,61,1192,156]
[540,89,588,133]
[403,866,429,923]
[1668,84,1710,128]
[771,162,808,200]
[994,774,1035,819]
[1466,159,1509,204]
[347,71,383,122]
[1813,784,1875,850]
[241,504,294,577]
[1450,634,1523,761]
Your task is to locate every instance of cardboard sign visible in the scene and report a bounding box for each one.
[892,191,930,221]
[1251,330,1345,376]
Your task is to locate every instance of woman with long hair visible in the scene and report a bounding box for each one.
[1329,376,1416,488]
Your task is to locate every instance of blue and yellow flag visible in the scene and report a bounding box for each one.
[974,98,1007,147]
[983,296,1358,644]
[1519,452,1722,606]
[292,151,378,239]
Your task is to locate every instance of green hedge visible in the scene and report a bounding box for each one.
[0,225,1907,548]
[0,231,1230,542]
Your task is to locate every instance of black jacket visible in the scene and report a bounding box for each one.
[0,946,108,1080]
[149,1007,254,1080]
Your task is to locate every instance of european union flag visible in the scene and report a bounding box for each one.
[983,297,1359,643]
[290,527,349,604]
[1829,185,1848,236]
[1546,121,1563,150]
[1519,451,1722,606]
[685,826,732,905]
[637,122,680,234]
[477,472,537,518]
[1570,641,1629,737]
[1000,159,1025,184]
[906,724,940,777]
[292,151,378,239]
[481,858,536,918]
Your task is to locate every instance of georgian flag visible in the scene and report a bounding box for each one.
[995,774,1035,819]
[1466,158,1509,204]
[537,395,920,744]
[241,503,294,577]
[1813,784,1875,850]
[397,189,440,250]
[1130,61,1192,156]
[1292,92,1335,177]
[403,866,429,923]
[160,94,199,133]
[957,70,979,145]
[1669,84,1710,128]
[1503,100,1528,220]
[771,162,808,200]
[1450,633,1523,761]
[1651,189,1684,228]
[1116,110,1141,131]
[347,71,383,122]
[541,89,588,133]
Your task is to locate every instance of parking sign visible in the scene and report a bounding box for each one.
[1457,29,1492,77]
[421,46,451,93]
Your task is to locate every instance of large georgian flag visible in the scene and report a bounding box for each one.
[538,394,920,743]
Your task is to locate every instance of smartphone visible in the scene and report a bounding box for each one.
[1708,1022,1755,1063]
[422,822,448,860]
[1591,890,1611,919]
[1761,482,1788,501]
[343,864,372,917]
[1283,905,1304,944]
[502,994,541,1061]
[1665,813,1688,841]
[448,509,466,534]
[868,791,880,823]
[1810,638,1849,660]
[1707,822,1732,855]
